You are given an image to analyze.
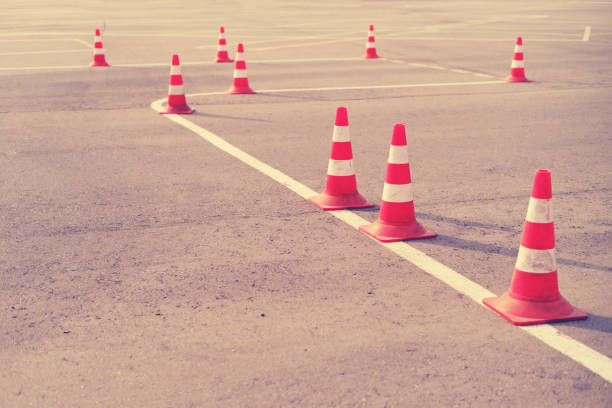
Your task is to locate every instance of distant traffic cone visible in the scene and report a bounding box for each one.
[90,29,109,67]
[483,170,587,325]
[160,54,194,114]
[359,124,436,242]
[506,36,530,82]
[228,43,255,94]
[309,107,373,210]
[215,26,233,63]
[363,25,380,59]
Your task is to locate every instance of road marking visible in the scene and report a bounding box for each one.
[384,37,585,42]
[0,57,373,72]
[252,37,364,51]
[0,49,90,56]
[73,38,92,48]
[583,26,592,41]
[196,31,363,50]
[150,90,611,383]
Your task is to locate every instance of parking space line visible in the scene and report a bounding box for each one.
[0,49,90,56]
[583,26,592,41]
[150,91,612,383]
[73,38,92,48]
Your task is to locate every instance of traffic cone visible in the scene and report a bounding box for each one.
[228,43,255,94]
[363,25,380,59]
[309,107,373,211]
[359,124,436,242]
[90,29,109,67]
[160,54,194,114]
[215,26,233,63]
[506,36,530,82]
[483,170,587,325]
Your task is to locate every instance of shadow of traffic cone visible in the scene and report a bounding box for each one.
[363,25,380,59]
[215,26,233,63]
[359,124,436,242]
[483,170,587,325]
[506,36,530,82]
[160,54,194,114]
[309,107,373,210]
[90,29,110,67]
[228,43,255,94]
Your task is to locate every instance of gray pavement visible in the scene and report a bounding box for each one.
[1,1,611,407]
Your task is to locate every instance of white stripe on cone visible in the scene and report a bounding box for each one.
[382,182,414,202]
[93,48,105,55]
[387,145,410,164]
[168,85,185,95]
[327,159,354,176]
[170,65,181,75]
[511,59,525,68]
[514,45,523,53]
[515,246,557,273]
[233,69,248,78]
[235,52,244,61]
[332,126,350,142]
[525,197,553,223]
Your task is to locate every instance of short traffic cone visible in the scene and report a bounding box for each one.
[483,170,587,325]
[90,29,109,67]
[309,107,373,210]
[160,54,194,114]
[359,124,435,242]
[506,36,530,82]
[363,25,380,59]
[215,26,233,63]
[228,43,255,94]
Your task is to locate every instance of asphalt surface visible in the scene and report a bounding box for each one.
[1,1,611,407]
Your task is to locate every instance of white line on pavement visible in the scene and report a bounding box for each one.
[149,87,612,384]
[583,26,592,41]
[0,49,90,56]
[73,38,92,48]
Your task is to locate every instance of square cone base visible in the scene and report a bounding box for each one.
[90,61,110,67]
[359,219,436,243]
[160,105,195,114]
[228,86,255,94]
[308,192,373,211]
[506,76,531,83]
[483,292,587,326]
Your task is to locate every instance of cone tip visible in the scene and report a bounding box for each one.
[532,169,552,199]
[220,26,225,33]
[391,124,407,146]
[335,107,348,126]
[172,54,180,65]
[516,36,523,45]
[95,29,101,35]
[237,43,244,52]
[369,24,374,30]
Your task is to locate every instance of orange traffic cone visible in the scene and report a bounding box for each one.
[506,36,530,82]
[359,124,435,242]
[483,170,587,325]
[363,25,380,59]
[160,54,194,114]
[228,43,255,94]
[90,29,109,67]
[215,26,233,63]
[309,107,373,210]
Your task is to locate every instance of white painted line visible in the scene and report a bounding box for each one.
[0,57,367,72]
[73,38,92,48]
[384,37,585,42]
[196,31,363,49]
[252,37,363,51]
[583,26,592,41]
[150,94,612,384]
[0,49,90,56]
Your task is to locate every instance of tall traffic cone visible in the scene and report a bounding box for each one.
[160,54,194,114]
[90,29,109,67]
[483,170,587,325]
[215,26,233,63]
[228,43,255,94]
[363,25,380,59]
[309,107,373,211]
[506,36,530,82]
[359,124,436,242]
